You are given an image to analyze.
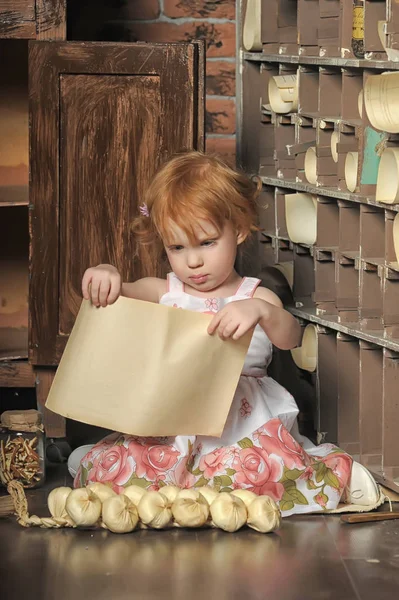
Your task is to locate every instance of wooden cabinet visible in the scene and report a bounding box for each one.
[0,2,205,439]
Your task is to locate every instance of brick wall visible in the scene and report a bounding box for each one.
[68,0,236,163]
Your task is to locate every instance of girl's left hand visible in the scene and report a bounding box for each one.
[207,299,268,341]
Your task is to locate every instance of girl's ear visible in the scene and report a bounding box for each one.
[237,229,248,245]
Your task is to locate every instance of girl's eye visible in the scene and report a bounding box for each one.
[201,240,215,247]
[170,245,183,252]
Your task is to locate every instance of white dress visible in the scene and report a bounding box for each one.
[74,273,352,516]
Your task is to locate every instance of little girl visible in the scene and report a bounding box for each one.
[68,151,381,517]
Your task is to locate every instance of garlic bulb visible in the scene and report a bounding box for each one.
[87,483,117,503]
[172,490,209,528]
[102,495,139,533]
[210,492,247,532]
[158,485,180,503]
[122,485,147,506]
[47,487,72,519]
[194,486,219,506]
[65,488,102,527]
[138,491,173,529]
[247,495,282,533]
[231,489,257,509]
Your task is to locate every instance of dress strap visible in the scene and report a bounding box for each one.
[167,272,184,294]
[235,277,261,298]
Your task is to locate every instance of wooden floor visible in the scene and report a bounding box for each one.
[1,465,399,600]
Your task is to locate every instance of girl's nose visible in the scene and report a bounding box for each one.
[187,250,204,268]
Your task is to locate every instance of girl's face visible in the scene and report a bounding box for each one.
[164,219,246,293]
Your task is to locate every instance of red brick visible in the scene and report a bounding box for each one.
[163,0,235,20]
[206,60,235,95]
[124,21,236,57]
[206,98,236,134]
[206,137,236,164]
[123,0,160,20]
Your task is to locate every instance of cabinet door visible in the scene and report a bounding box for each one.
[29,41,205,365]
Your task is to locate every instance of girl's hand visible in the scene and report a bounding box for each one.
[207,299,269,341]
[81,264,122,307]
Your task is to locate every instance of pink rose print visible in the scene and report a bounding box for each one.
[233,446,284,501]
[87,445,135,487]
[299,466,314,481]
[173,304,183,310]
[239,398,252,419]
[199,447,232,479]
[128,441,180,481]
[205,298,219,312]
[322,452,352,489]
[260,419,307,469]
[168,455,197,489]
[315,493,328,508]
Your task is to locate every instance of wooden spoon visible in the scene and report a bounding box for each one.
[341,512,399,524]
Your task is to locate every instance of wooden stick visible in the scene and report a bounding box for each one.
[341,512,399,524]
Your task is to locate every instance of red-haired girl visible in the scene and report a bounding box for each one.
[68,151,381,516]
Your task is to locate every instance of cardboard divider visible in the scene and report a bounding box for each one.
[381,264,399,338]
[293,244,315,306]
[337,333,360,458]
[276,188,289,238]
[359,341,383,473]
[294,115,316,182]
[278,0,299,54]
[317,121,339,186]
[298,0,319,55]
[275,115,296,179]
[341,69,363,122]
[298,66,319,116]
[318,0,341,57]
[359,206,385,329]
[316,197,340,247]
[340,0,356,58]
[259,64,278,176]
[257,186,276,235]
[336,201,360,318]
[382,347,399,483]
[364,0,388,57]
[336,125,359,192]
[318,67,342,118]
[241,61,263,173]
[261,0,279,53]
[316,327,338,443]
[313,198,339,310]
[385,209,399,268]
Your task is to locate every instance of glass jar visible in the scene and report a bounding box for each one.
[0,409,46,489]
[351,1,365,58]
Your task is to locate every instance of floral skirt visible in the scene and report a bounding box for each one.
[74,419,353,517]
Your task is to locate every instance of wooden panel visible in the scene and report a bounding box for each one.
[59,74,161,334]
[36,0,66,41]
[0,41,28,206]
[29,42,205,365]
[0,1,35,38]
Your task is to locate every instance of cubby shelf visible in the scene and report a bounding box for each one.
[242,51,399,71]
[289,306,399,352]
[260,176,399,212]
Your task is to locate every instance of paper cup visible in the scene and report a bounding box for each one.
[345,151,358,193]
[291,324,318,372]
[376,148,399,204]
[242,0,262,51]
[304,146,317,185]
[285,193,317,245]
[364,72,399,133]
[331,131,339,163]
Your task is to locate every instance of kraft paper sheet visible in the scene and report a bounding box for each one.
[46,297,252,437]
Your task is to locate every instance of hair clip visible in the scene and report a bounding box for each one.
[139,203,150,217]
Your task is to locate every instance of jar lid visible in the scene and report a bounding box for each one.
[1,410,43,432]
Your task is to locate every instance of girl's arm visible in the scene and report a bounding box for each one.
[254,287,301,350]
[122,277,166,303]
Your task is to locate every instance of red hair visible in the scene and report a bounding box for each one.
[132,151,261,276]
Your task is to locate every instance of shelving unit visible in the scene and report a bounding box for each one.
[237,0,399,492]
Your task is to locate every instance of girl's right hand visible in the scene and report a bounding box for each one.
[81,264,122,307]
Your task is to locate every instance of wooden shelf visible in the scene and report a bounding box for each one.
[0,360,35,387]
[242,51,399,71]
[289,306,399,353]
[259,176,399,212]
[0,185,29,207]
